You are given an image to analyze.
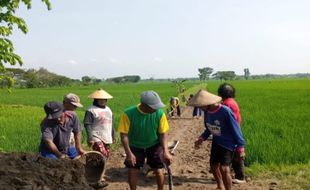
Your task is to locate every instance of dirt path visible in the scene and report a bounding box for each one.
[106,106,267,190]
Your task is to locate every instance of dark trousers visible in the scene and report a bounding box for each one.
[170,106,181,116]
[232,152,245,180]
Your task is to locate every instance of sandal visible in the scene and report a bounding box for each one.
[89,181,109,189]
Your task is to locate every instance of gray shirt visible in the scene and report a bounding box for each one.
[39,111,81,154]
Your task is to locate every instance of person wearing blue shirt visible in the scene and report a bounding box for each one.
[188,89,245,190]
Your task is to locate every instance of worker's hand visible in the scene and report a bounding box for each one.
[59,154,69,159]
[236,147,245,160]
[87,140,94,148]
[163,151,173,165]
[77,148,86,156]
[194,137,204,149]
[126,152,136,167]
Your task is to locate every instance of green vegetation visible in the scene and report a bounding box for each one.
[5,68,75,88]
[247,162,310,189]
[205,79,310,165]
[0,104,43,152]
[2,68,143,89]
[0,81,196,151]
[183,79,310,188]
[1,79,310,167]
[0,0,51,88]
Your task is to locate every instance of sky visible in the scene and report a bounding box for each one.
[10,0,310,80]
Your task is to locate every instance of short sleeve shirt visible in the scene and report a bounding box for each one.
[39,111,81,154]
[118,105,169,149]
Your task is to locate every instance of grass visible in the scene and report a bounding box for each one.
[0,81,198,152]
[247,162,310,189]
[1,79,310,187]
[1,79,310,166]
[187,79,310,189]
[0,104,44,152]
[186,79,310,165]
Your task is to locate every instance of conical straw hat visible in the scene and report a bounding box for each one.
[187,89,222,107]
[88,88,113,99]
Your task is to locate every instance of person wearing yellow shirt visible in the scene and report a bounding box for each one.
[119,90,172,190]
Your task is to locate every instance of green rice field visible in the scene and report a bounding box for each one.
[0,82,194,152]
[205,79,310,165]
[1,79,310,166]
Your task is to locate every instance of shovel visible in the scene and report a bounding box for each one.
[164,140,179,190]
[164,163,173,190]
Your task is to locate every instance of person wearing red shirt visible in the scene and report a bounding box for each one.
[218,83,245,184]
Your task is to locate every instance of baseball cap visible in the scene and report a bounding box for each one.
[140,90,165,110]
[64,93,83,108]
[44,101,64,119]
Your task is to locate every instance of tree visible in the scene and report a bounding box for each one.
[123,75,140,83]
[212,71,236,81]
[81,76,92,85]
[0,0,51,89]
[23,69,39,88]
[18,67,73,88]
[171,79,186,94]
[106,75,141,83]
[244,68,250,80]
[198,67,213,82]
[92,77,102,85]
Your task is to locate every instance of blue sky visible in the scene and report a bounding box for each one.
[10,0,310,79]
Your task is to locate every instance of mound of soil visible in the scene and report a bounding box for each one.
[0,153,93,190]
[1,107,272,190]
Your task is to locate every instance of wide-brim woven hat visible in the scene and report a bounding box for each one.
[187,89,222,107]
[88,88,113,99]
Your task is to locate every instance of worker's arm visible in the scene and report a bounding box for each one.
[74,131,85,155]
[120,133,136,166]
[84,111,94,147]
[45,139,67,159]
[112,116,116,143]
[158,113,172,165]
[159,133,172,165]
[70,113,85,155]
[41,124,68,159]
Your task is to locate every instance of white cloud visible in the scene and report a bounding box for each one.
[154,57,162,62]
[67,59,78,65]
[108,57,121,64]
[90,58,98,63]
[265,20,310,46]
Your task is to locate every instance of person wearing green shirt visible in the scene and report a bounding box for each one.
[119,90,172,190]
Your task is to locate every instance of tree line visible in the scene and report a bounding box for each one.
[197,67,310,81]
[81,75,141,85]
[0,0,51,90]
[1,68,75,88]
[0,68,142,89]
[198,67,251,81]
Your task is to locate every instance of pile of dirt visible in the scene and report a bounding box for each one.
[0,153,94,190]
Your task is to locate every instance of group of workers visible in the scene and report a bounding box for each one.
[39,83,246,190]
